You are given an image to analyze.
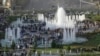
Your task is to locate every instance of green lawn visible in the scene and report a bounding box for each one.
[61,33,100,48]
[83,34,100,46]
[30,48,61,54]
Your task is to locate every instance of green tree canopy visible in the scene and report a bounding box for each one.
[11,41,16,49]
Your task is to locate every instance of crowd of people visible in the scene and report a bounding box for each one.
[78,20,100,33]
[0,14,7,32]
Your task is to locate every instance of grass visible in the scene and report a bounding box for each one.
[80,52,100,56]
[29,48,100,56]
[30,48,60,54]
[82,34,100,46]
[61,33,100,48]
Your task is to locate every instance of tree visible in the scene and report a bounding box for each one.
[37,51,41,56]
[59,49,64,56]
[4,45,9,52]
[11,41,16,49]
[92,15,100,21]
[33,36,37,52]
[51,40,56,48]
[67,46,71,51]
[0,32,5,39]
[0,43,1,48]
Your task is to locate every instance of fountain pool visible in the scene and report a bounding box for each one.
[44,7,87,44]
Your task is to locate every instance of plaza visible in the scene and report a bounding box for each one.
[0,0,100,56]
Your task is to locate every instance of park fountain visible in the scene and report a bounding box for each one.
[0,18,22,47]
[37,13,45,22]
[1,6,87,48]
[44,7,87,44]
